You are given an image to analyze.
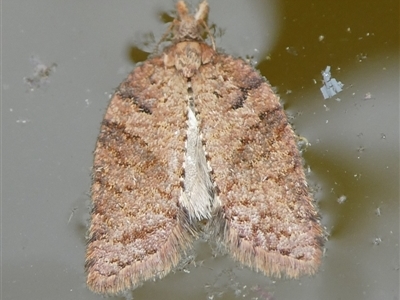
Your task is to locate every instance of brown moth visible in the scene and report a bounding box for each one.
[86,0,323,295]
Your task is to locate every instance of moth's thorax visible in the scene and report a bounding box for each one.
[164,41,214,78]
[166,0,212,77]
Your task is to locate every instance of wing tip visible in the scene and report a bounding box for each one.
[226,235,323,279]
[210,208,323,279]
[85,222,194,295]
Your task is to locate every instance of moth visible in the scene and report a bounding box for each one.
[86,0,323,295]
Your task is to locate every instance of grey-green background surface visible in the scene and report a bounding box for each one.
[2,0,399,299]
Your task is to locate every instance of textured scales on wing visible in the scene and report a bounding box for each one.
[191,52,323,278]
[86,58,194,294]
[86,1,214,295]
[86,0,323,295]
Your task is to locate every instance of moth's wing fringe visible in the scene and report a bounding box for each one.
[86,211,195,295]
[210,207,322,278]
[228,230,321,278]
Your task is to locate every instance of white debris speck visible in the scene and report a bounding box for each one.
[375,207,381,216]
[337,195,347,204]
[373,237,382,245]
[286,46,298,56]
[16,119,30,124]
[364,92,372,100]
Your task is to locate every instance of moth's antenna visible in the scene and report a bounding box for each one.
[195,1,215,50]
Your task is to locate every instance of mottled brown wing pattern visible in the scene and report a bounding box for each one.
[86,57,194,294]
[192,52,323,278]
[86,0,323,295]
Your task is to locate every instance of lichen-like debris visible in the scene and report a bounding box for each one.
[86,0,323,295]
[320,65,344,99]
[24,56,57,90]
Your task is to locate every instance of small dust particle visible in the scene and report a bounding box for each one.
[337,195,347,204]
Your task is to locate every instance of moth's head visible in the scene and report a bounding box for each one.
[172,0,209,42]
